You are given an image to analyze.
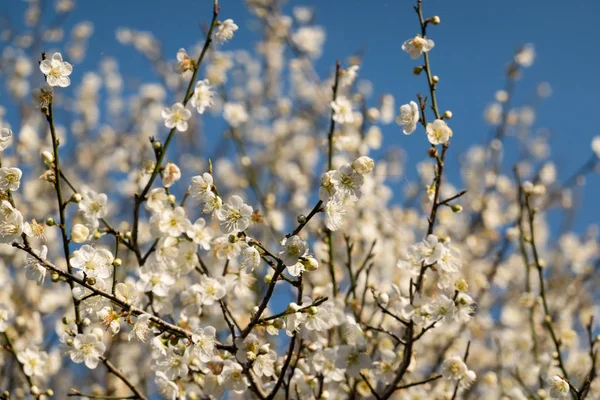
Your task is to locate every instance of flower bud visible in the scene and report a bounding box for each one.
[432,75,440,83]
[303,257,319,272]
[413,66,424,75]
[46,217,55,226]
[443,110,453,119]
[264,274,272,284]
[451,204,463,213]
[307,306,318,316]
[377,292,389,307]
[431,16,441,25]
[288,302,301,312]
[113,258,122,267]
[42,151,54,164]
[51,272,60,282]
[71,224,89,243]
[82,318,91,326]
[153,141,162,151]
[30,386,40,396]
[351,156,375,175]
[70,193,82,203]
[297,214,306,224]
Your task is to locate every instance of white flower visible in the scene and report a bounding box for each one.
[286,261,305,277]
[216,19,239,43]
[324,197,346,231]
[441,356,468,381]
[331,164,364,200]
[186,218,213,250]
[147,188,169,213]
[0,303,14,332]
[340,65,359,87]
[71,223,89,243]
[548,375,570,399]
[216,195,253,234]
[25,245,48,286]
[335,345,371,377]
[137,263,175,297]
[176,48,194,74]
[69,332,106,369]
[79,189,108,220]
[198,276,227,305]
[155,371,180,400]
[161,102,192,132]
[158,207,190,237]
[190,173,214,201]
[115,282,139,305]
[71,245,114,279]
[0,128,12,151]
[97,306,121,335]
[128,314,151,342]
[331,96,354,124]
[426,119,453,145]
[222,361,249,393]
[0,167,22,191]
[17,348,48,378]
[235,334,260,363]
[191,326,217,362]
[0,201,24,243]
[430,294,455,323]
[402,35,435,59]
[240,246,261,273]
[397,101,420,134]
[319,170,337,202]
[279,235,307,266]
[155,347,189,380]
[223,102,249,127]
[162,162,181,188]
[39,52,73,87]
[190,79,215,114]
[454,292,475,323]
[253,349,277,377]
[351,156,374,175]
[412,235,444,265]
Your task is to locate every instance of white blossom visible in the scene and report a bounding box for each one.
[331,96,354,124]
[190,79,215,114]
[397,101,420,134]
[426,119,453,145]
[402,35,435,59]
[216,19,239,43]
[0,167,22,191]
[216,195,253,234]
[39,52,73,87]
[161,102,192,132]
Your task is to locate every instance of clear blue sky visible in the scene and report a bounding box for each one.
[4,0,599,234]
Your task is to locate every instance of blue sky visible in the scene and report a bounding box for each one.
[4,0,599,234]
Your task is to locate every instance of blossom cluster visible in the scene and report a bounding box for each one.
[0,1,597,400]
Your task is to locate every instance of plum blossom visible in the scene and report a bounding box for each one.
[331,96,354,124]
[402,35,435,59]
[397,101,420,134]
[39,52,73,87]
[162,102,192,132]
[216,19,239,43]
